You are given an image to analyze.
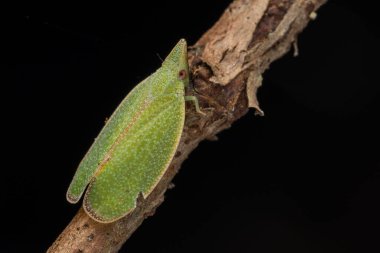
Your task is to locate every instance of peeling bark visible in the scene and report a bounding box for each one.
[47,0,327,252]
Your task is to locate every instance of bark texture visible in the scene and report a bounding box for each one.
[48,0,327,252]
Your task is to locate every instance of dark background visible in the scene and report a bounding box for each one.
[2,1,379,252]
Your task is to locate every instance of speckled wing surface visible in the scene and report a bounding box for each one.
[66,39,189,223]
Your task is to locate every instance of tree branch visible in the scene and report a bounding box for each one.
[47,0,327,252]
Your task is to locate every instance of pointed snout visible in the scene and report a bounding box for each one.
[163,39,188,70]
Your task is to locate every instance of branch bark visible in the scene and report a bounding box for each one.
[47,0,327,252]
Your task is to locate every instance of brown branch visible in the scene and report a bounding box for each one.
[47,0,327,252]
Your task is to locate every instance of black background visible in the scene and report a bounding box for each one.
[2,1,379,252]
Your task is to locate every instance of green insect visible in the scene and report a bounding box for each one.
[66,39,203,223]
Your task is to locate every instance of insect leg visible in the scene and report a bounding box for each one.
[185,96,206,115]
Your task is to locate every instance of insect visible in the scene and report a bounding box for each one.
[66,39,203,223]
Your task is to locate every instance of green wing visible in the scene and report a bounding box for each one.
[83,88,185,222]
[66,74,155,203]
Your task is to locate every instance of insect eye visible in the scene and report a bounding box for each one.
[178,69,187,80]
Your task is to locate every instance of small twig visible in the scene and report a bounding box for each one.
[47,0,327,252]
